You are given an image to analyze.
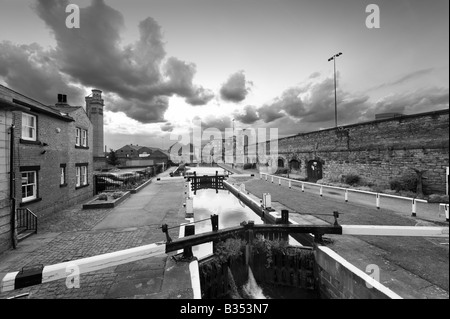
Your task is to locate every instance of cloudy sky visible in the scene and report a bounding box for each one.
[0,0,448,150]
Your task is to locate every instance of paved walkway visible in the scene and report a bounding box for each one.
[0,170,189,299]
[226,166,449,298]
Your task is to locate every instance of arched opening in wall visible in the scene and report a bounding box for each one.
[278,158,285,168]
[289,159,300,171]
[307,160,323,183]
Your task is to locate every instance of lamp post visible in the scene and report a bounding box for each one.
[328,52,342,127]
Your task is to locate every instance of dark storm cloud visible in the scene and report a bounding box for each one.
[0,0,214,123]
[220,70,252,103]
[233,105,259,124]
[0,41,85,104]
[162,57,214,105]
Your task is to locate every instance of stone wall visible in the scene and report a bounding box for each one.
[314,246,401,299]
[274,110,449,194]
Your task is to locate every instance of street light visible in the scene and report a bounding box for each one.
[328,52,343,127]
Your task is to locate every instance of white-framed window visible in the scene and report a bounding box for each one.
[21,113,37,141]
[76,128,81,146]
[81,129,88,147]
[76,128,88,147]
[76,165,88,187]
[60,165,66,186]
[21,171,37,202]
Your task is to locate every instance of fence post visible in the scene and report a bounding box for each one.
[345,189,348,202]
[288,180,291,189]
[376,193,380,209]
[271,176,274,183]
[320,185,323,197]
[278,178,281,186]
[265,174,268,182]
[411,198,417,217]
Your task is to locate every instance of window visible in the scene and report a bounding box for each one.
[76,164,88,188]
[82,130,87,147]
[21,113,37,141]
[76,128,88,147]
[60,164,66,186]
[21,171,37,202]
[76,128,81,146]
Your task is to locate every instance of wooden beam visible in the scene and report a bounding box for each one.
[342,225,449,237]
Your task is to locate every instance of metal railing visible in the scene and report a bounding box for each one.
[259,172,433,217]
[16,208,38,234]
[94,167,159,194]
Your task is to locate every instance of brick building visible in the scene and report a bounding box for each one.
[114,144,169,168]
[0,85,102,254]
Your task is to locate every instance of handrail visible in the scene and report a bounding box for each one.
[258,172,449,219]
[16,208,38,234]
[260,172,428,202]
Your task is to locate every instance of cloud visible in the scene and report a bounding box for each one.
[220,70,252,103]
[0,0,215,123]
[201,115,233,132]
[162,57,214,105]
[371,87,449,115]
[233,105,259,124]
[309,72,321,79]
[0,41,85,104]
[370,68,435,91]
[161,122,175,132]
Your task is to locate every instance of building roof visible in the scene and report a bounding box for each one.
[0,84,74,122]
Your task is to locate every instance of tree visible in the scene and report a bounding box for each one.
[106,149,121,167]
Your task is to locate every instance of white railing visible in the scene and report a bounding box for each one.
[259,172,444,218]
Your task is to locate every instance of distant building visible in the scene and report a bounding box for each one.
[0,85,98,254]
[114,144,169,168]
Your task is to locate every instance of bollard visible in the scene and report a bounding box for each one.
[265,174,268,181]
[263,193,272,209]
[183,225,195,259]
[376,193,380,209]
[278,178,281,186]
[320,186,323,197]
[345,190,348,202]
[240,183,246,193]
[302,183,305,192]
[411,198,417,217]
[288,180,291,188]
[271,176,274,183]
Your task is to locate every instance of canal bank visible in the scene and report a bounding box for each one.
[231,176,448,299]
[0,169,196,299]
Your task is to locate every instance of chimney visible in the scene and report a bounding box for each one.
[56,94,68,106]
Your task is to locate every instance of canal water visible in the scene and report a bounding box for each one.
[191,188,310,299]
[192,188,264,259]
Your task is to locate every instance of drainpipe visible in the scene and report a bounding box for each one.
[9,124,16,249]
